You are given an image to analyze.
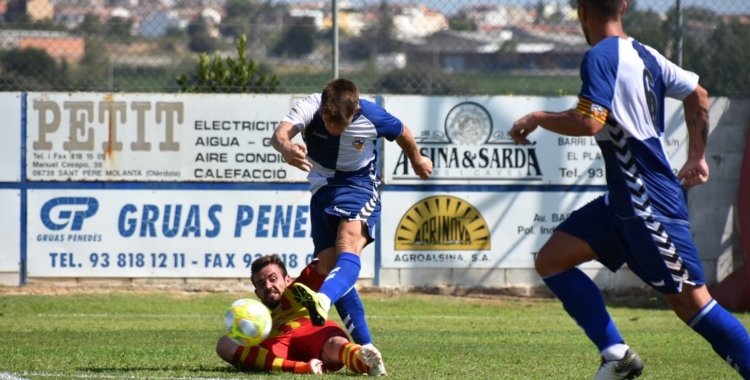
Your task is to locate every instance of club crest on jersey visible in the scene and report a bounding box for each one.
[353,137,366,151]
[590,104,606,119]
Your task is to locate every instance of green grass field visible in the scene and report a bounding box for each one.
[0,291,747,379]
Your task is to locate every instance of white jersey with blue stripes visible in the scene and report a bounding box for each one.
[579,37,699,221]
[282,94,403,194]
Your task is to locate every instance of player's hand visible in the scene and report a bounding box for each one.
[281,142,312,172]
[411,156,433,180]
[510,113,539,145]
[307,359,324,375]
[677,157,709,190]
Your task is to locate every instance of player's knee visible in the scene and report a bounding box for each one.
[335,242,361,255]
[534,232,596,277]
[335,233,366,254]
[534,249,557,277]
[336,222,367,252]
[321,336,348,362]
[664,285,712,323]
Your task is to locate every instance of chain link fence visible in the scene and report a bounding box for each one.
[0,0,748,96]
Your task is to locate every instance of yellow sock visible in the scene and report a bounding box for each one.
[338,342,368,374]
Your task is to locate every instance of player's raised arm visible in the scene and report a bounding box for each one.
[677,84,710,190]
[396,125,432,180]
[510,107,605,146]
[271,121,312,172]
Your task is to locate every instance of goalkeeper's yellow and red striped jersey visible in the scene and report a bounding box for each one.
[264,261,325,340]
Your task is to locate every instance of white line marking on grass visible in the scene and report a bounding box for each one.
[12,373,243,380]
[0,373,30,380]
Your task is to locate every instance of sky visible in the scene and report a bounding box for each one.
[328,0,750,17]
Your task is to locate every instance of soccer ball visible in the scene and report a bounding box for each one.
[224,298,272,346]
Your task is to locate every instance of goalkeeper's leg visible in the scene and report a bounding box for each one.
[216,335,321,374]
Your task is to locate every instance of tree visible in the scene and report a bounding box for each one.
[102,16,134,40]
[271,16,316,58]
[534,1,546,25]
[187,18,218,53]
[1,48,58,79]
[220,0,285,49]
[4,0,28,23]
[176,35,279,93]
[221,0,261,39]
[340,34,371,61]
[688,19,750,97]
[0,47,71,91]
[448,17,476,31]
[74,13,102,36]
[661,6,719,59]
[77,37,109,90]
[160,26,187,52]
[622,2,667,52]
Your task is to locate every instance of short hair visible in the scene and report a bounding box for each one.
[320,78,360,124]
[250,254,288,286]
[577,0,624,18]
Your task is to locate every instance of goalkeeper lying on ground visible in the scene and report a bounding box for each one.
[215,254,387,376]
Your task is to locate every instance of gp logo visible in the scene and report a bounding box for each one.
[40,197,99,231]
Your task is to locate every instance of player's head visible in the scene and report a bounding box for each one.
[576,0,627,45]
[320,78,361,136]
[250,254,292,309]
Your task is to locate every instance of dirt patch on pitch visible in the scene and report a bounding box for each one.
[0,282,664,309]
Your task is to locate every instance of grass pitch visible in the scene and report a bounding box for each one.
[0,290,747,379]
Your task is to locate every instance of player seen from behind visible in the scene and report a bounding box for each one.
[509,0,750,379]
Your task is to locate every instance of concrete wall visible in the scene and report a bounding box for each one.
[691,99,750,284]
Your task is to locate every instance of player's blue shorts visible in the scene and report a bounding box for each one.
[309,186,381,257]
[556,195,705,294]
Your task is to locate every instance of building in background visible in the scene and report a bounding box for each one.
[0,30,85,63]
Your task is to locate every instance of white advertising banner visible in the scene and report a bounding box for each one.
[382,96,688,185]
[26,189,374,278]
[25,93,310,182]
[0,92,21,182]
[380,190,604,269]
[0,190,20,272]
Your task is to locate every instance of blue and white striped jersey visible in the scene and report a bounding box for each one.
[576,37,699,221]
[281,94,404,194]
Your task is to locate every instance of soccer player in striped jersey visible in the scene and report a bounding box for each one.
[216,254,383,375]
[271,78,432,365]
[510,0,750,379]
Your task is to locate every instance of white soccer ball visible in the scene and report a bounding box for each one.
[224,298,272,346]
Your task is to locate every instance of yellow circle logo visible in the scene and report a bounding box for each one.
[395,195,490,251]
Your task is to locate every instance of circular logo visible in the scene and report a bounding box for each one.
[444,102,493,145]
[395,195,491,251]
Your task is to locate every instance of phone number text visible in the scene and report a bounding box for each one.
[48,252,313,269]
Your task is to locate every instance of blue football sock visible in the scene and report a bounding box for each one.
[318,252,361,304]
[543,268,624,352]
[689,299,750,378]
[334,287,373,345]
